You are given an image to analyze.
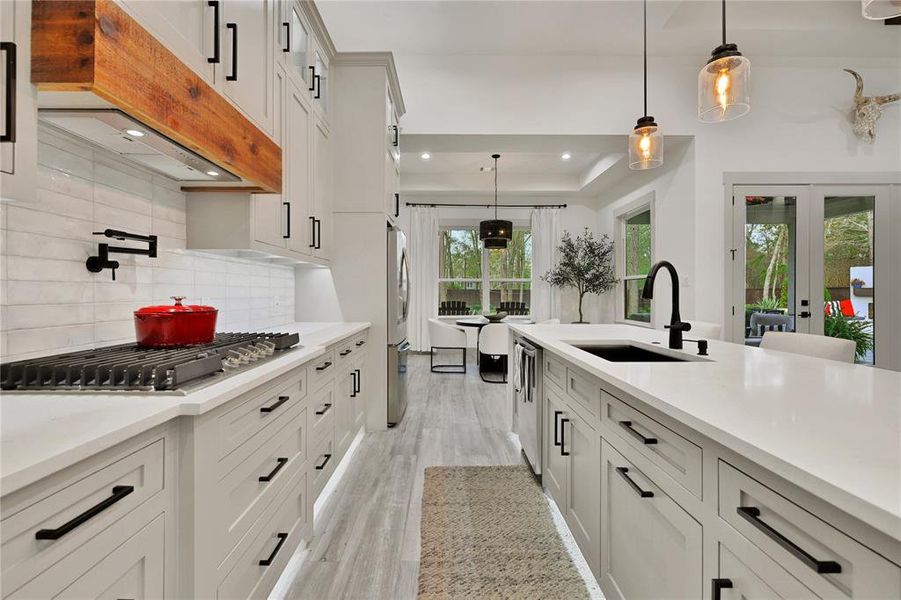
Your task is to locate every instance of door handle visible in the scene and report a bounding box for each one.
[736,506,841,574]
[35,486,134,540]
[392,125,399,147]
[309,216,316,248]
[350,371,357,397]
[560,418,570,456]
[394,193,400,218]
[1,42,15,143]
[207,1,220,64]
[553,410,562,446]
[282,21,290,53]
[315,218,321,249]
[616,467,654,498]
[618,420,658,445]
[225,22,238,81]
[283,201,291,239]
[314,74,321,99]
[308,66,316,91]
[711,578,733,600]
[355,369,361,394]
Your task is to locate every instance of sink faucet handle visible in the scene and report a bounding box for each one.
[665,321,692,332]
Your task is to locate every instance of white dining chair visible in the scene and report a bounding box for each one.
[539,318,560,324]
[760,331,856,364]
[428,318,467,373]
[478,323,509,383]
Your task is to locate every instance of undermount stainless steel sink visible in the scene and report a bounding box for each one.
[571,344,692,363]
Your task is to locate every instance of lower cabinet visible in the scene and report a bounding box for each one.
[715,536,818,599]
[599,440,703,600]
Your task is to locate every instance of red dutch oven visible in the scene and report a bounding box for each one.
[134,296,218,348]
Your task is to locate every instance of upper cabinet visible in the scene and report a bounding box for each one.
[311,42,330,120]
[220,0,274,135]
[276,0,313,94]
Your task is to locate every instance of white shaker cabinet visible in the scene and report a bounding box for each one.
[286,76,314,255]
[311,117,331,260]
[253,65,289,249]
[220,0,274,135]
[1,0,37,203]
[277,0,313,92]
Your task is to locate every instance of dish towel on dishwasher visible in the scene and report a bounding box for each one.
[513,343,524,393]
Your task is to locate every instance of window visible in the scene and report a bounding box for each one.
[438,226,532,315]
[621,207,653,323]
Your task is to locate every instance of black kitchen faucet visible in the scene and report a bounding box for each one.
[642,260,691,350]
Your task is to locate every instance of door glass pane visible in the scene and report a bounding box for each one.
[823,196,875,365]
[290,8,309,83]
[744,196,797,345]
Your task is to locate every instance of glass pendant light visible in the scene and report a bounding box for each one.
[861,0,901,20]
[478,154,512,249]
[698,0,751,123]
[629,0,663,170]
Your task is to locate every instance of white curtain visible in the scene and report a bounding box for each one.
[531,208,561,323]
[408,206,440,351]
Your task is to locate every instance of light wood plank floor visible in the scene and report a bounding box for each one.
[284,353,525,599]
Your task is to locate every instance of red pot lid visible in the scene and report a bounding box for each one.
[135,296,218,316]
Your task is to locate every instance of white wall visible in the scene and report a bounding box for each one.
[0,127,296,361]
[394,54,901,326]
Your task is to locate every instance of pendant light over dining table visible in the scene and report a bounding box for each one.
[698,0,751,122]
[479,154,512,249]
[629,0,663,170]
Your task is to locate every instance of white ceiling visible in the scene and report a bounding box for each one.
[318,0,900,59]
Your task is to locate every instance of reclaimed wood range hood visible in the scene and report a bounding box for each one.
[30,0,281,193]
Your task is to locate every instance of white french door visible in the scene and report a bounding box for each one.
[729,183,900,370]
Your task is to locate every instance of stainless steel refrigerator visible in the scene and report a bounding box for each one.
[387,225,410,426]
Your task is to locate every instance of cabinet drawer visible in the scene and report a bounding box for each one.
[600,440,702,600]
[718,461,901,598]
[308,350,336,391]
[566,366,601,417]
[217,372,306,460]
[335,338,357,365]
[310,381,335,444]
[218,469,308,600]
[310,432,337,500]
[602,391,702,498]
[544,353,566,390]
[716,536,818,599]
[7,512,165,600]
[218,406,307,557]
[351,332,369,351]
[1,439,164,592]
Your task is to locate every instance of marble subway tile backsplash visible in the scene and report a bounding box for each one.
[0,127,295,361]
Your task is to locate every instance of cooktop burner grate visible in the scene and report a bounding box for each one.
[0,332,300,392]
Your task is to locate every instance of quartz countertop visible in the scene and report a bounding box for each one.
[0,322,369,496]
[509,323,901,541]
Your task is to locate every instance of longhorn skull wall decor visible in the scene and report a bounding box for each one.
[844,69,900,143]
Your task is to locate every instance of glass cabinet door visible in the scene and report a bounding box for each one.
[289,4,309,87]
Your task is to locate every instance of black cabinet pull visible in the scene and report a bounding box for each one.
[355,340,366,347]
[282,21,290,53]
[314,403,332,416]
[616,467,654,498]
[394,193,400,218]
[560,418,570,456]
[258,457,288,482]
[35,486,134,540]
[309,216,316,248]
[350,371,357,398]
[618,420,657,445]
[258,532,288,566]
[736,507,841,574]
[314,218,321,249]
[339,349,352,357]
[260,395,289,414]
[308,66,316,91]
[711,578,733,600]
[1,42,16,143]
[354,369,361,394]
[315,454,332,470]
[391,124,399,147]
[314,74,321,99]
[207,1,220,64]
[315,361,332,372]
[553,410,563,446]
[226,22,238,81]
[283,202,291,239]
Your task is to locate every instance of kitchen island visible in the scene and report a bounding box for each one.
[509,323,901,599]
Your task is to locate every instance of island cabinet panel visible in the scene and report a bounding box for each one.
[564,409,601,577]
[542,388,567,508]
[716,537,819,599]
[565,365,601,417]
[600,440,703,600]
[602,391,702,499]
[543,353,567,391]
[718,461,901,599]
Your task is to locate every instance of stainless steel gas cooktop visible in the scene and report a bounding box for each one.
[0,332,301,394]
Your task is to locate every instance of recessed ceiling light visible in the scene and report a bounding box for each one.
[561,152,572,161]
[420,152,431,161]
[206,170,219,177]
[125,129,145,137]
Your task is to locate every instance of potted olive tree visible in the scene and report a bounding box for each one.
[542,228,617,324]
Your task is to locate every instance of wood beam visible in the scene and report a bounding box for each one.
[31,0,281,193]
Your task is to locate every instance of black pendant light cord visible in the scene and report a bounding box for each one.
[643,0,647,117]
[493,155,499,219]
[722,0,727,46]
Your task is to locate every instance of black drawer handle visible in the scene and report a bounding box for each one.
[225,22,237,81]
[394,193,400,218]
[35,485,134,540]
[2,42,16,143]
[355,340,366,347]
[314,74,321,99]
[616,467,654,498]
[282,21,290,53]
[315,403,332,416]
[619,420,658,445]
[258,457,288,482]
[350,371,357,398]
[258,532,288,566]
[391,124,399,147]
[283,201,291,239]
[308,65,316,91]
[308,216,316,248]
[560,418,570,456]
[315,361,332,372]
[207,1,220,64]
[315,454,332,470]
[712,578,733,600]
[339,349,352,356]
[260,395,289,414]
[314,218,321,249]
[553,410,563,446]
[354,369,361,394]
[736,507,841,574]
